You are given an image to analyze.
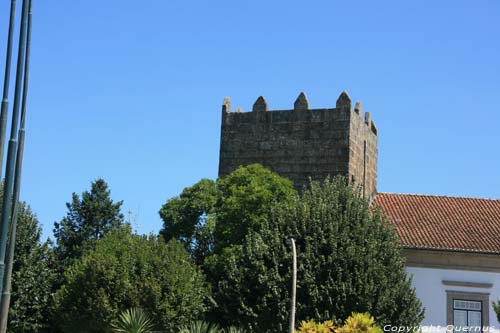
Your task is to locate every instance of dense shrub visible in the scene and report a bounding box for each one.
[53,226,208,332]
[296,319,336,333]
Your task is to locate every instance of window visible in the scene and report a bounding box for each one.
[453,300,482,332]
[446,291,489,333]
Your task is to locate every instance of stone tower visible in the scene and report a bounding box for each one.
[218,91,378,199]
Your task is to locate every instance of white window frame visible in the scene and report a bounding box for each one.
[446,290,489,333]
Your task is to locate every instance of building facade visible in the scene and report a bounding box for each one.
[374,193,500,332]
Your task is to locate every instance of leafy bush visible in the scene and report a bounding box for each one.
[296,319,336,333]
[297,313,381,333]
[53,226,208,332]
[336,313,382,333]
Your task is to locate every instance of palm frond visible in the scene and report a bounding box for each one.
[178,320,221,333]
[224,327,248,333]
[111,308,155,333]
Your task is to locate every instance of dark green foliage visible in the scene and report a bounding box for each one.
[159,179,218,263]
[53,178,124,269]
[214,164,297,251]
[206,177,424,332]
[53,226,208,333]
[493,300,500,323]
[205,234,289,332]
[7,202,55,333]
[178,321,248,333]
[159,165,297,263]
[179,320,220,333]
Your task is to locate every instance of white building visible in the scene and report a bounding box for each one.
[375,193,500,333]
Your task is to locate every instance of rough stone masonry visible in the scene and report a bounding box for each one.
[218,91,378,200]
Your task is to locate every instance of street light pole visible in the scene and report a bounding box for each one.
[289,238,297,333]
[0,0,18,176]
[0,0,29,308]
[0,0,32,330]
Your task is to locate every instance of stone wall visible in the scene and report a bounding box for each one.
[218,91,378,197]
[347,100,378,200]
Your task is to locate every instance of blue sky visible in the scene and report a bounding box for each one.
[1,0,499,240]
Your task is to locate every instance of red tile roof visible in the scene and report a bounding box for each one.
[373,193,500,254]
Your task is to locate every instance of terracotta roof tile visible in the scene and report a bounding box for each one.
[373,193,500,253]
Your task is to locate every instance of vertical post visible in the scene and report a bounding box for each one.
[289,238,297,333]
[0,0,32,330]
[0,0,29,302]
[0,0,18,176]
[363,140,366,199]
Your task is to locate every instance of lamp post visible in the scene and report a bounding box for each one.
[289,237,297,333]
[0,0,30,301]
[0,0,33,329]
[0,0,18,176]
[0,0,32,331]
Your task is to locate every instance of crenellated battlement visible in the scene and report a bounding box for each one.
[218,91,378,198]
[221,91,377,136]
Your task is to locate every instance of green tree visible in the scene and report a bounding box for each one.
[159,164,297,263]
[206,177,424,332]
[159,178,218,263]
[214,164,297,251]
[53,178,124,268]
[492,301,500,324]
[7,202,55,333]
[53,226,208,333]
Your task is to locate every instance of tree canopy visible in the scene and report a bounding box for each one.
[159,178,218,256]
[7,202,55,333]
[2,168,425,332]
[206,177,424,332]
[214,164,297,251]
[53,178,124,268]
[53,225,208,333]
[159,164,298,263]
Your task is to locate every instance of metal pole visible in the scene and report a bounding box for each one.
[0,0,32,330]
[362,140,366,199]
[289,238,297,333]
[0,0,18,177]
[0,0,29,301]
